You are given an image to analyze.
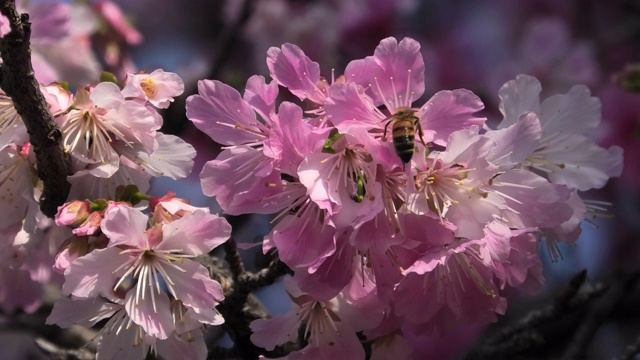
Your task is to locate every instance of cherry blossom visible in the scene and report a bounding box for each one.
[61,204,230,338]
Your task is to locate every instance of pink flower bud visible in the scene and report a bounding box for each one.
[149,191,176,210]
[72,211,104,236]
[55,200,90,227]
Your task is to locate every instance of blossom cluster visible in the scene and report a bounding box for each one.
[48,193,231,359]
[186,37,623,358]
[0,60,200,358]
[0,67,194,226]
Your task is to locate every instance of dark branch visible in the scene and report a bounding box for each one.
[563,270,640,359]
[207,0,256,80]
[466,270,608,359]
[199,251,291,360]
[244,257,291,292]
[0,0,71,217]
[614,335,640,360]
[224,237,246,281]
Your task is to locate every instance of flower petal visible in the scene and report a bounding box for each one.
[158,210,231,255]
[124,289,173,340]
[161,260,225,309]
[61,247,124,298]
[101,205,149,248]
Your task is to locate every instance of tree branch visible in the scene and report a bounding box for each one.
[466,270,609,359]
[244,257,291,292]
[207,0,256,80]
[614,335,640,360]
[0,0,72,217]
[562,271,639,359]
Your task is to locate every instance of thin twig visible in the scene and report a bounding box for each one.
[207,0,256,80]
[0,0,71,217]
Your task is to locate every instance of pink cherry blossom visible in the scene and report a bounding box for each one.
[47,296,208,360]
[62,205,230,338]
[0,143,37,230]
[394,239,506,335]
[59,82,159,174]
[250,277,374,359]
[406,129,504,239]
[267,43,328,105]
[497,74,623,191]
[122,69,184,109]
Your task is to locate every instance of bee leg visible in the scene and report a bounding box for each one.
[416,120,428,148]
[382,120,392,142]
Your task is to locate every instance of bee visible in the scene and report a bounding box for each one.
[382,107,426,163]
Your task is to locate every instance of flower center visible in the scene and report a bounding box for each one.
[140,78,156,98]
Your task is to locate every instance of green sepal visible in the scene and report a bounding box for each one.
[89,199,108,212]
[322,130,343,154]
[100,71,119,86]
[115,185,151,206]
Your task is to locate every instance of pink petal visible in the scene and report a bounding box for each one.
[266,214,337,270]
[291,325,366,360]
[543,134,623,191]
[264,101,324,175]
[539,84,601,136]
[154,332,207,360]
[294,242,356,301]
[186,80,262,145]
[90,82,125,108]
[158,210,231,255]
[498,74,542,129]
[243,75,279,122]
[346,37,425,108]
[0,146,36,230]
[47,297,119,328]
[114,133,195,179]
[250,314,301,351]
[97,316,148,360]
[0,267,42,314]
[200,147,282,215]
[418,89,486,146]
[124,289,173,340]
[266,44,324,103]
[485,112,541,167]
[161,260,225,309]
[0,14,10,38]
[479,222,512,263]
[101,205,148,248]
[491,170,572,228]
[324,83,383,131]
[61,247,124,298]
[109,101,159,154]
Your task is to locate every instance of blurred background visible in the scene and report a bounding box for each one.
[8,0,640,359]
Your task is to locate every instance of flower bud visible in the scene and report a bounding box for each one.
[55,200,90,227]
[149,191,176,210]
[72,211,104,236]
